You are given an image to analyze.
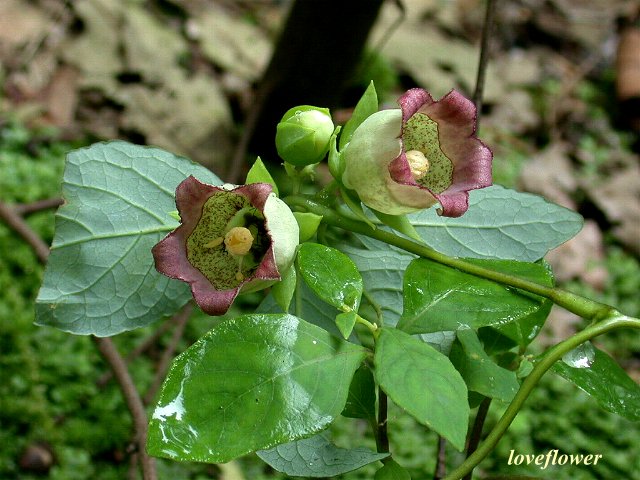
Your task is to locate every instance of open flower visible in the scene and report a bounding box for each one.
[342,88,492,217]
[152,176,299,315]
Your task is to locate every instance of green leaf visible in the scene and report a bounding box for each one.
[374,328,469,450]
[258,278,344,338]
[35,141,221,336]
[257,433,388,477]
[246,156,278,196]
[294,211,323,242]
[297,243,363,311]
[340,81,378,151]
[450,329,519,403]
[339,235,414,325]
[271,265,296,312]
[147,313,367,462]
[342,365,376,420]
[336,311,358,340]
[398,258,553,335]
[553,346,640,421]
[408,185,584,262]
[374,459,411,480]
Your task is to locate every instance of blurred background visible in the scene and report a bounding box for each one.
[1,0,639,478]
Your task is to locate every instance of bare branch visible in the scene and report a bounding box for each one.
[0,201,50,263]
[144,302,193,405]
[473,0,497,131]
[93,337,158,480]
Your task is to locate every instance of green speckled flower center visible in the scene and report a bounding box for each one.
[186,192,269,289]
[403,113,453,193]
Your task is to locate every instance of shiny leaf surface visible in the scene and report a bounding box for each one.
[553,346,640,421]
[147,313,367,462]
[375,328,469,450]
[35,141,221,336]
[257,433,387,477]
[297,243,363,311]
[398,258,553,335]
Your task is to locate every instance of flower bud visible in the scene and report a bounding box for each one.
[275,106,334,166]
[152,177,299,315]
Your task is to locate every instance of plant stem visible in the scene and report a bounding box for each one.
[434,436,447,479]
[462,397,492,480]
[93,337,158,480]
[284,196,615,321]
[0,201,51,263]
[443,313,640,480]
[473,0,497,130]
[377,387,390,458]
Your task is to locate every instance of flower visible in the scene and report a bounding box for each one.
[342,88,492,217]
[275,106,335,166]
[152,176,299,315]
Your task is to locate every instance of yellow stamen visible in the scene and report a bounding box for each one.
[204,237,224,249]
[406,150,430,180]
[224,227,254,256]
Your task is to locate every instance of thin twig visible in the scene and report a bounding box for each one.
[463,397,492,480]
[473,0,497,131]
[143,302,193,405]
[0,201,50,263]
[13,197,64,216]
[96,316,176,388]
[93,337,158,480]
[1,199,157,479]
[377,387,390,457]
[434,436,447,479]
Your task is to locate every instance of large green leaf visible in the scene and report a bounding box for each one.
[297,243,363,311]
[553,346,640,421]
[398,258,553,335]
[147,313,367,462]
[374,328,469,450]
[257,433,387,477]
[409,185,583,262]
[450,329,519,403]
[35,141,221,336]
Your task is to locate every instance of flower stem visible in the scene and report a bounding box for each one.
[283,196,615,321]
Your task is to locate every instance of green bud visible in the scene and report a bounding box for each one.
[275,105,334,166]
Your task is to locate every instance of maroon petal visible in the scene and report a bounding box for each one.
[152,177,279,315]
[392,89,492,217]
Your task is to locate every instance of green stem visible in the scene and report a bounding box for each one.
[444,313,640,480]
[284,196,615,321]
